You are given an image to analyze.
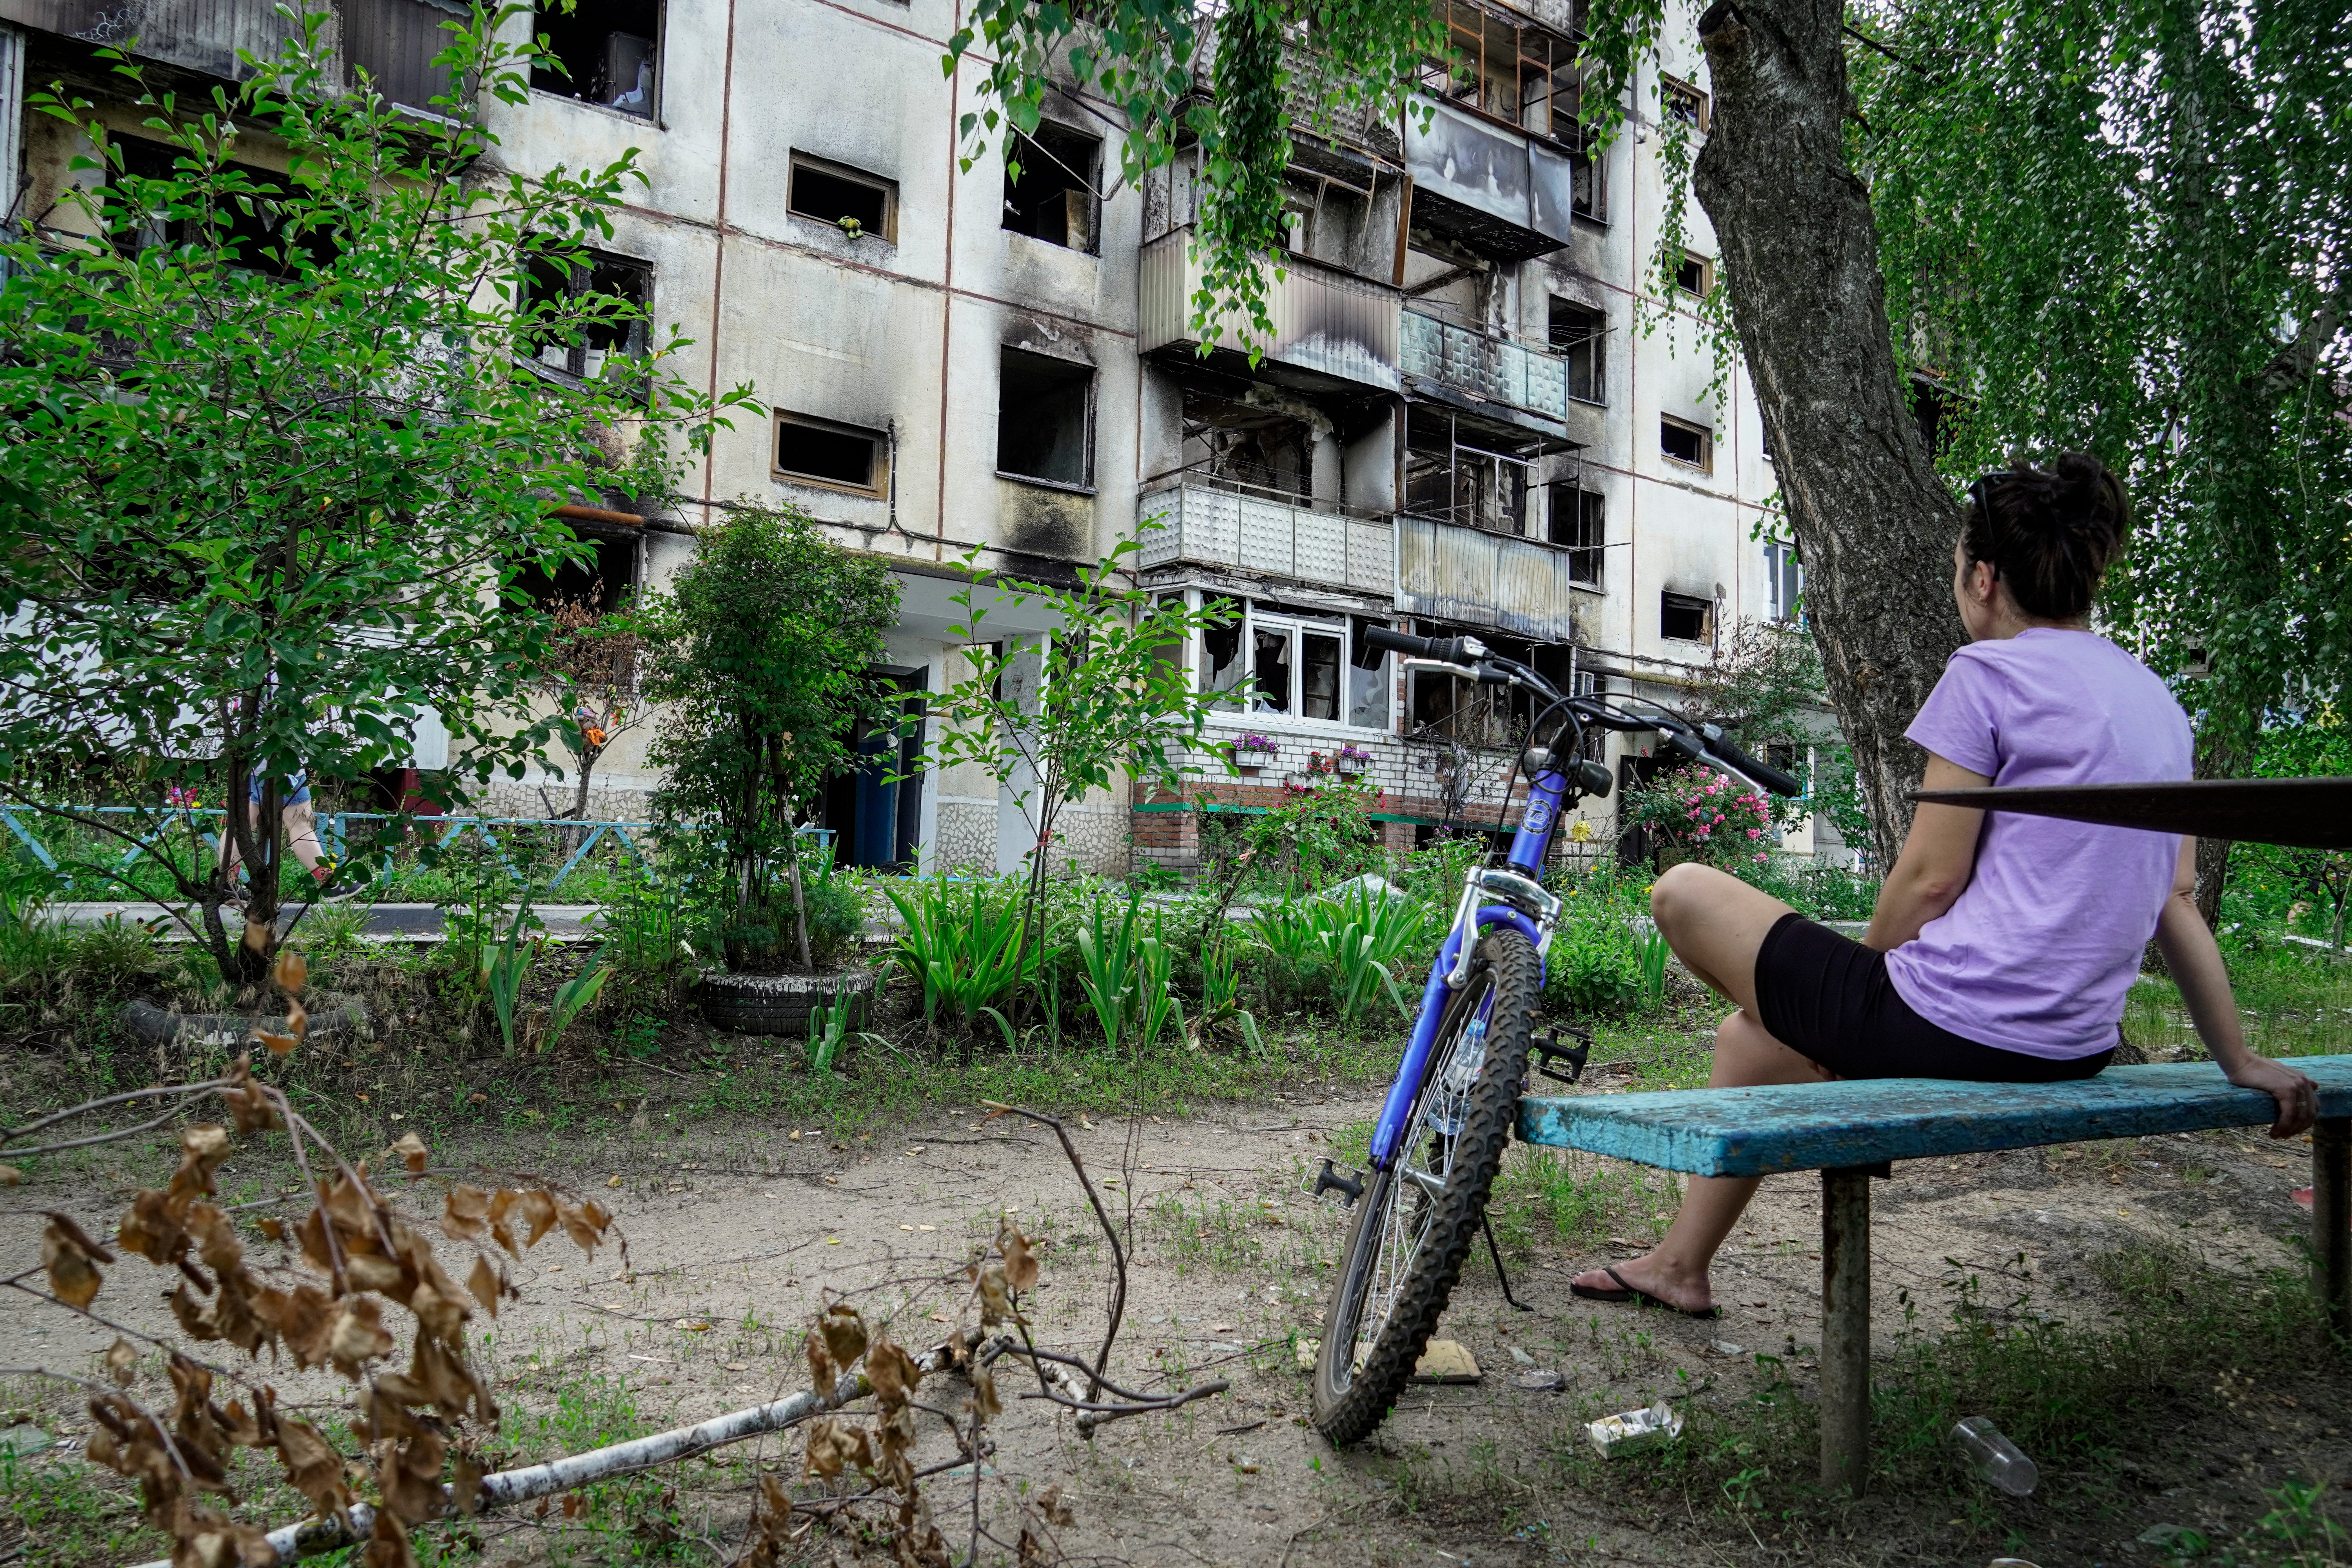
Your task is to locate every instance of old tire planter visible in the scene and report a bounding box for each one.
[695,968,876,1036]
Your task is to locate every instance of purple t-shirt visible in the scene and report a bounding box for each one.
[1884,628,2192,1059]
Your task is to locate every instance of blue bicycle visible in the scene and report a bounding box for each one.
[1308,627,1802,1443]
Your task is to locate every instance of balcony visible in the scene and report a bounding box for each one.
[1396,514,1588,642]
[1403,95,1586,262]
[1,0,461,113]
[1139,227,1401,393]
[1140,483,1394,597]
[1401,308,1569,426]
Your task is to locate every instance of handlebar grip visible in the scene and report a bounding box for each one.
[1361,626,1467,665]
[1708,734,1804,797]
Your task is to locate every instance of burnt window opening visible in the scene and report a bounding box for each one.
[1405,410,1535,534]
[1660,415,1711,472]
[1767,741,1797,776]
[532,0,660,118]
[1674,251,1712,296]
[1660,591,1710,644]
[996,348,1095,489]
[1251,626,1294,715]
[1548,298,1606,404]
[789,153,896,242]
[1419,0,1580,146]
[1548,485,1604,585]
[1200,596,1246,702]
[112,139,342,277]
[507,531,639,618]
[1408,623,1565,746]
[1002,122,1101,253]
[1348,616,1393,730]
[1181,393,1314,502]
[774,413,886,495]
[1909,373,1963,459]
[522,245,653,396]
[1663,77,1709,133]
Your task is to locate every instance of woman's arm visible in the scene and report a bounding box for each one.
[2151,837,2318,1138]
[1861,753,1991,953]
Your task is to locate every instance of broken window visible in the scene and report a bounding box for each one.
[1660,415,1711,472]
[996,348,1094,488]
[1251,624,1294,715]
[1420,0,1579,145]
[789,152,896,242]
[532,0,660,118]
[521,245,652,396]
[1408,624,1563,747]
[1675,251,1713,296]
[774,413,886,495]
[1002,121,1101,253]
[1181,393,1314,501]
[1548,298,1606,403]
[507,531,639,617]
[113,139,341,276]
[1405,410,1535,533]
[1660,591,1710,644]
[1766,539,1804,623]
[1663,77,1709,133]
[1348,617,1393,730]
[1548,485,1604,585]
[1200,596,1246,703]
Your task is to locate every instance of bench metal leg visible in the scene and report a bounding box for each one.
[1820,1166,1871,1494]
[2318,1117,2351,1341]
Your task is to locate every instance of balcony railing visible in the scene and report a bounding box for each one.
[0,0,462,112]
[1140,483,1394,597]
[1139,227,1401,392]
[1401,308,1569,423]
[1396,514,1586,642]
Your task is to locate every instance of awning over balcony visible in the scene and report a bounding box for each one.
[1404,96,1578,263]
[1140,483,1394,597]
[1396,514,1588,642]
[1140,228,1401,394]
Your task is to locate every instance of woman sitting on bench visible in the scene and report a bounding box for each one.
[1573,453,2320,1319]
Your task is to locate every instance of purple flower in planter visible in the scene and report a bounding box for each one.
[1235,733,1279,753]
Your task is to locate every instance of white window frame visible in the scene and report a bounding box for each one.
[1188,592,1392,733]
[1765,539,1804,623]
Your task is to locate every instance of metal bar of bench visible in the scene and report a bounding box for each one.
[2320,1117,2351,1340]
[1820,1167,1873,1493]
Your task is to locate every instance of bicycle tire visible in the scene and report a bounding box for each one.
[1310,926,1540,1445]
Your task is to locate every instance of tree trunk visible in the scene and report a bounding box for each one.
[1693,0,1966,870]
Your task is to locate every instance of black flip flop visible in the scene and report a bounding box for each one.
[1570,1265,1722,1320]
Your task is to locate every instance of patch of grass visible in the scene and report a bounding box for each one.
[1566,1240,2347,1563]
[1147,1193,1277,1274]
[2128,942,2352,1061]
[1487,1145,1684,1258]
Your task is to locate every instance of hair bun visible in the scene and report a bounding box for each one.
[1962,451,2130,619]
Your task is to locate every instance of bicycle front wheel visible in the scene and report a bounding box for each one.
[1310,926,1540,1445]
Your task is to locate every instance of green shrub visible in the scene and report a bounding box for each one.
[1544,911,1645,1018]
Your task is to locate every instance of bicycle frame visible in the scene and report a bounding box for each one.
[1366,757,1571,1170]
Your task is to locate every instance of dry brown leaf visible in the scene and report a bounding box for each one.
[970,1364,1001,1421]
[184,1203,242,1277]
[325,1298,396,1374]
[107,1338,139,1386]
[450,1450,485,1518]
[560,1493,583,1519]
[388,1132,428,1174]
[276,1413,352,1527]
[974,1262,1014,1328]
[118,1189,186,1265]
[42,1212,113,1308]
[1019,1527,1050,1568]
[258,1032,300,1057]
[343,1255,405,1294]
[819,1301,868,1374]
[258,1216,285,1241]
[466,1254,502,1318]
[440,1185,489,1241]
[513,1190,558,1249]
[998,1222,1039,1293]
[801,1416,870,1480]
[241,916,271,956]
[558,1200,610,1256]
[221,1058,279,1134]
[0,1163,21,1185]
[865,1335,920,1406]
[170,1126,233,1203]
[362,1505,417,1568]
[273,947,309,995]
[1036,1483,1075,1526]
[408,1282,466,1344]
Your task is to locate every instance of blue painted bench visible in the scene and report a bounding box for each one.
[1516,1057,2352,1492]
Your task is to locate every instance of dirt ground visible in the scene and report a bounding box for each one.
[2,1082,2344,1568]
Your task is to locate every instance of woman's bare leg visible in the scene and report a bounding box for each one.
[1568,863,1826,1313]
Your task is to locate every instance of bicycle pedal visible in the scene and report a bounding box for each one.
[1306,1157,1364,1209]
[1532,1028,1592,1086]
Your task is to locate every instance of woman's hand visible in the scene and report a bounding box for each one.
[2223,1053,2320,1139]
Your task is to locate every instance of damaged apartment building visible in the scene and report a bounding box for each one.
[0,0,1828,877]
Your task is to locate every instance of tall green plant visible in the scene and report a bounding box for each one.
[884,877,1031,1050]
[915,537,1227,1029]
[1074,887,1184,1054]
[635,506,897,974]
[0,7,755,986]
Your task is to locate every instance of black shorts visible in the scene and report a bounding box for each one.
[1751,913,2112,1083]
